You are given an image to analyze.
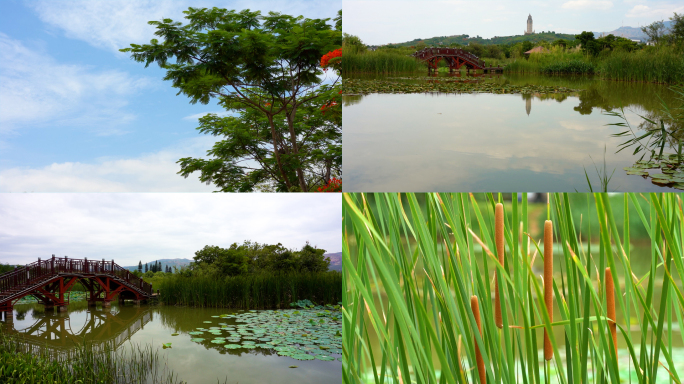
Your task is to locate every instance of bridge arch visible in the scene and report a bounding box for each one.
[0,256,153,317]
[412,48,503,73]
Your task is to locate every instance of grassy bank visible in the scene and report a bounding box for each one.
[158,272,341,309]
[0,332,179,384]
[343,193,684,384]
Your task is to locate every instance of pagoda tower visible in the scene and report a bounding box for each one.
[524,14,535,35]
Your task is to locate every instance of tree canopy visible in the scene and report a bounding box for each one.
[121,8,342,192]
[188,241,331,277]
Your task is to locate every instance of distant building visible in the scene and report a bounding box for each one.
[524,14,535,35]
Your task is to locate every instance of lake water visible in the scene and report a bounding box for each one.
[1,302,342,384]
[343,73,681,192]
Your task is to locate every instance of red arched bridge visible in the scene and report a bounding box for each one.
[0,256,152,316]
[412,48,504,73]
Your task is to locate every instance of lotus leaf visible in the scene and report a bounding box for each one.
[190,338,205,342]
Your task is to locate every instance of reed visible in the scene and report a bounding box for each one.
[342,50,426,74]
[158,271,341,309]
[343,193,684,384]
[494,203,504,329]
[605,267,617,360]
[504,47,684,83]
[543,220,553,362]
[471,295,486,384]
[0,332,180,384]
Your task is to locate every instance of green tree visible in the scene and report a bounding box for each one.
[642,20,666,45]
[343,33,366,54]
[121,8,342,192]
[193,244,248,276]
[296,242,330,272]
[138,261,142,273]
[669,12,684,46]
[144,263,148,273]
[575,31,599,56]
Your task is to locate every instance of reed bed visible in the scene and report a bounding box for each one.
[505,48,684,83]
[343,193,684,384]
[158,272,341,309]
[0,332,180,384]
[342,51,426,74]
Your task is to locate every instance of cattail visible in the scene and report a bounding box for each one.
[543,220,553,361]
[494,203,504,329]
[605,267,617,359]
[471,295,486,384]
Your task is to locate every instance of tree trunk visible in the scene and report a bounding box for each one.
[286,106,308,191]
[267,115,293,190]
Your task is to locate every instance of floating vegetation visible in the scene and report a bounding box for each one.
[185,306,342,363]
[342,78,580,95]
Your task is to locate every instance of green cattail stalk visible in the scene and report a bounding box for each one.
[544,220,554,361]
[471,295,486,384]
[495,203,504,329]
[605,267,617,359]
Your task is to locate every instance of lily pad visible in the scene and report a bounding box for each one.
[315,355,335,361]
[162,343,172,349]
[190,338,205,342]
[291,354,315,361]
[171,333,179,336]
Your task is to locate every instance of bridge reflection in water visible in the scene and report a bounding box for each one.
[1,304,152,359]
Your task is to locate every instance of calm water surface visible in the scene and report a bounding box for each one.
[1,303,341,384]
[343,73,681,192]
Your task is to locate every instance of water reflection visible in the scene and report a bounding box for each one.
[1,303,342,384]
[343,74,680,192]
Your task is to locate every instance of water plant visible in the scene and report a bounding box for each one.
[609,84,684,189]
[179,307,342,362]
[0,332,180,383]
[343,192,684,384]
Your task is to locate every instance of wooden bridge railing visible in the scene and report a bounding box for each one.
[0,256,152,296]
[412,48,487,69]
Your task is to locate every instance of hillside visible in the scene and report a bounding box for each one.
[389,32,577,47]
[325,252,342,272]
[386,20,675,47]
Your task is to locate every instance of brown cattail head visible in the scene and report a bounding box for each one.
[605,267,617,359]
[543,220,554,361]
[494,203,504,329]
[471,295,486,384]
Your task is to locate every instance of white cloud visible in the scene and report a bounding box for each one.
[626,4,684,18]
[561,0,613,11]
[0,193,342,266]
[0,137,220,192]
[0,34,151,133]
[27,0,341,53]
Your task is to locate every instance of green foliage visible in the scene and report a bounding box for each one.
[190,241,331,277]
[158,271,341,309]
[120,8,341,192]
[0,263,15,274]
[0,333,180,383]
[342,49,426,74]
[343,33,367,54]
[540,59,595,74]
[177,86,341,192]
[344,192,684,384]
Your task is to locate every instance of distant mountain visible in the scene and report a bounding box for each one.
[594,20,674,41]
[389,32,578,47]
[124,258,193,273]
[325,252,342,272]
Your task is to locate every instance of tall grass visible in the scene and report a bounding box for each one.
[343,193,684,384]
[159,272,341,309]
[0,332,180,384]
[342,51,426,74]
[505,47,684,83]
[598,49,684,84]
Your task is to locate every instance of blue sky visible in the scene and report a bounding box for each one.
[0,0,340,192]
[344,0,683,45]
